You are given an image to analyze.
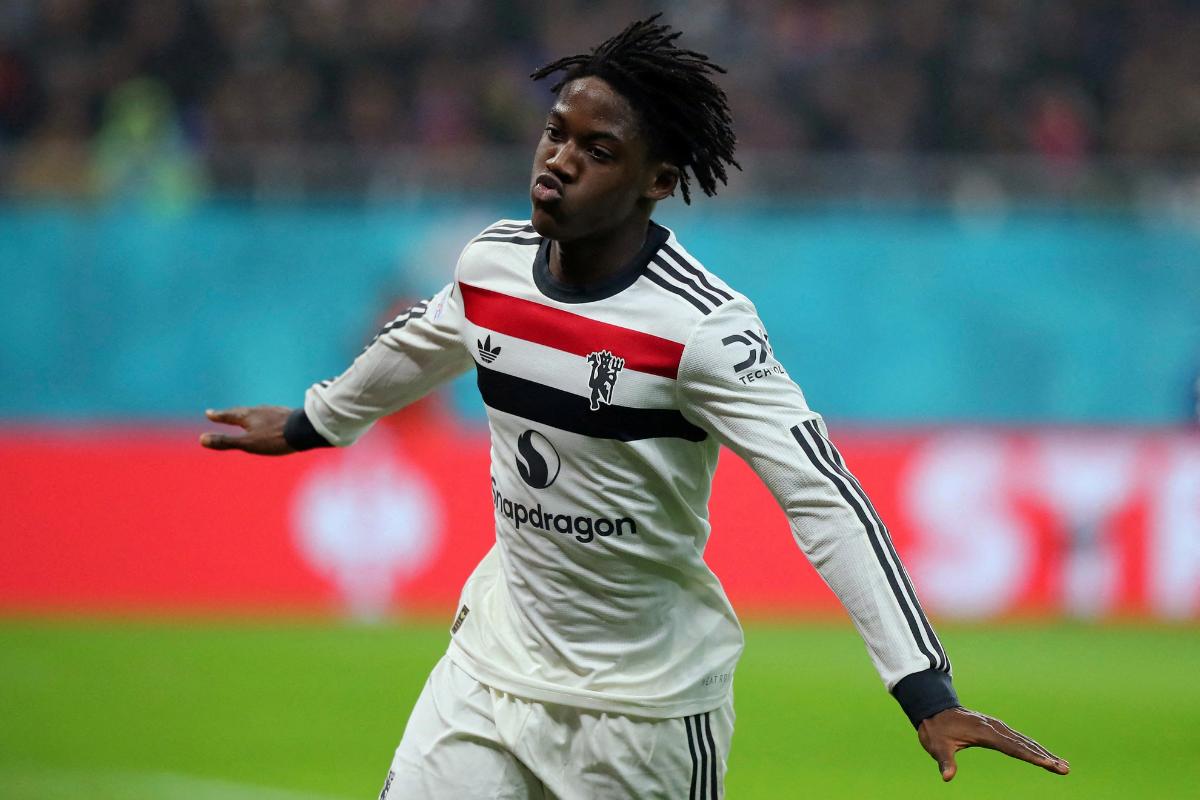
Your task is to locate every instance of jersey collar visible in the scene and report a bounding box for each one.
[532,221,670,304]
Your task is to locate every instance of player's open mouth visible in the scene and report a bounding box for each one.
[532,173,564,203]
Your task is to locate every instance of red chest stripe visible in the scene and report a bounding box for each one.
[460,283,684,380]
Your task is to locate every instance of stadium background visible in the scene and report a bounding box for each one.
[2,1,1198,798]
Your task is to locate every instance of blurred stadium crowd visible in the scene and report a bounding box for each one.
[1,0,1198,198]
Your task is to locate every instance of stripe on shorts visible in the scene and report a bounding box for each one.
[685,715,700,800]
[684,713,717,799]
[703,712,718,797]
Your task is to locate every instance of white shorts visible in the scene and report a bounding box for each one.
[379,656,734,800]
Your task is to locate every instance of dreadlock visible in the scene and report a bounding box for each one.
[530,14,739,205]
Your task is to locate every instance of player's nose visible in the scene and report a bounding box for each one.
[545,143,577,183]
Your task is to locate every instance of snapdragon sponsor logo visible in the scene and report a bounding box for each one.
[516,430,560,489]
[491,477,638,544]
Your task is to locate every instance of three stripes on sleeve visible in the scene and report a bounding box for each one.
[645,243,733,316]
[790,419,950,674]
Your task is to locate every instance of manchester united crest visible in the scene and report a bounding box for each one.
[586,350,625,411]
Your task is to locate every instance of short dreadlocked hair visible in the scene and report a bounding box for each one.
[530,14,739,205]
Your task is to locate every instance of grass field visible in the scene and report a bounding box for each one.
[2,620,1197,799]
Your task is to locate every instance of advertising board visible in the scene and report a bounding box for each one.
[4,419,1197,619]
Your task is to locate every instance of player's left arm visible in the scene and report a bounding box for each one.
[676,299,1068,781]
[201,280,473,454]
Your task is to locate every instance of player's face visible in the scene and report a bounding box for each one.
[530,77,675,242]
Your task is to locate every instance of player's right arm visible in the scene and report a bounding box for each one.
[677,297,1069,781]
[200,281,472,455]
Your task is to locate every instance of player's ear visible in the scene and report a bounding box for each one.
[643,162,679,202]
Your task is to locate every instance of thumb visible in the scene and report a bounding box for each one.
[199,432,241,450]
[939,751,958,782]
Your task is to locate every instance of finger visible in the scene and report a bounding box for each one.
[985,720,1065,772]
[986,716,1055,759]
[199,432,242,451]
[962,711,1069,774]
[205,407,249,427]
[991,719,1070,773]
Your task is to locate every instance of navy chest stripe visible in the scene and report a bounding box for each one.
[476,365,708,443]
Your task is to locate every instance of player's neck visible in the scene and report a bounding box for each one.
[548,218,651,288]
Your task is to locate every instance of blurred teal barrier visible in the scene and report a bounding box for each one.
[2,199,1198,422]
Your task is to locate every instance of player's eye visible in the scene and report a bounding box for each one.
[588,147,613,162]
[544,125,564,142]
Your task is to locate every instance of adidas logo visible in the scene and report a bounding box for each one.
[478,334,502,364]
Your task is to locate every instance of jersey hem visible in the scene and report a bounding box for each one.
[446,641,732,720]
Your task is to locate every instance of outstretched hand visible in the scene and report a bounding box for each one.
[918,706,1069,782]
[199,406,295,455]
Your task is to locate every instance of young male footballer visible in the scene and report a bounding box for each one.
[201,16,1069,799]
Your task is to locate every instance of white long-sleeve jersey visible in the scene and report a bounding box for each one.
[303,219,952,720]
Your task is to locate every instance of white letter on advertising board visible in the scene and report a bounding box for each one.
[905,433,1031,618]
[1030,435,1138,618]
[1151,443,1200,618]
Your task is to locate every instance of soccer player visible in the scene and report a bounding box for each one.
[201,17,1068,798]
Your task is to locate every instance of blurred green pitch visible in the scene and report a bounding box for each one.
[1,621,1196,799]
